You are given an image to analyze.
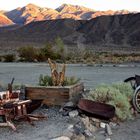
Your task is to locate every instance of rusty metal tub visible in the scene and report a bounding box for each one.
[78,99,115,120]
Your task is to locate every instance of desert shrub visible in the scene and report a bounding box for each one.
[64,76,80,86]
[55,37,65,60]
[112,83,133,100]
[39,74,53,86]
[38,75,80,86]
[0,56,2,62]
[83,51,93,60]
[36,50,46,62]
[40,42,57,60]
[18,46,37,62]
[3,54,16,62]
[87,83,133,121]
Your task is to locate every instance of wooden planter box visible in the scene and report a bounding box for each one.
[25,83,84,106]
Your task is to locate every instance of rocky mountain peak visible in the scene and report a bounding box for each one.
[26,3,39,8]
[56,3,93,13]
[1,3,135,25]
[0,13,14,26]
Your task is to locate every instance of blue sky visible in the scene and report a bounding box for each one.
[0,0,140,11]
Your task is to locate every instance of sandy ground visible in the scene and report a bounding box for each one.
[0,107,140,140]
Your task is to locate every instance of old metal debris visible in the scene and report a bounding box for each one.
[0,79,46,131]
[78,99,115,120]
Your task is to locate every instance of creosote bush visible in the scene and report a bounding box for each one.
[39,74,80,86]
[18,46,37,62]
[3,54,16,62]
[87,83,133,121]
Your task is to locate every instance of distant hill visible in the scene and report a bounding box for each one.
[1,3,134,25]
[0,13,139,54]
[0,13,14,26]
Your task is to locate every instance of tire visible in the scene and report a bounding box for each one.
[133,86,140,112]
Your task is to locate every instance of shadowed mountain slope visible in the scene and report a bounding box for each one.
[0,13,139,53]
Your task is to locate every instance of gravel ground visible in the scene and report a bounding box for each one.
[94,115,140,140]
[0,107,70,140]
[0,107,140,140]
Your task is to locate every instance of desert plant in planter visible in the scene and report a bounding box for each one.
[25,58,84,106]
[87,83,133,121]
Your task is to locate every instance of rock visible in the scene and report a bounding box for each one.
[64,101,74,107]
[63,130,73,138]
[72,134,86,140]
[73,121,85,134]
[63,125,74,138]
[81,116,96,132]
[105,124,113,136]
[88,124,96,132]
[67,124,74,130]
[62,111,69,116]
[109,122,117,128]
[81,117,90,128]
[50,136,70,140]
[60,101,75,115]
[91,118,100,123]
[95,122,100,128]
[69,110,79,117]
[59,107,64,112]
[100,122,106,128]
[90,118,101,128]
[84,129,93,137]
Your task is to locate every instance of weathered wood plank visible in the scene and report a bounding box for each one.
[42,98,68,106]
[27,92,69,100]
[25,83,84,106]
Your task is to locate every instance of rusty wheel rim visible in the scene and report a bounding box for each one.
[133,88,140,112]
[135,90,140,110]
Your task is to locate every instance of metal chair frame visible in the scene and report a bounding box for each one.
[124,75,140,112]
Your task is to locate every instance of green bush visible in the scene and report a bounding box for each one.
[112,83,133,100]
[55,37,65,60]
[18,46,37,62]
[40,42,56,60]
[3,54,16,62]
[36,50,46,62]
[64,76,80,86]
[39,74,53,86]
[38,75,80,86]
[87,83,133,121]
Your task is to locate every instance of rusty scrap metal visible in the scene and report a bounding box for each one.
[0,80,46,131]
[78,99,115,120]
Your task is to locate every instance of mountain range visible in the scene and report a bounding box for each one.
[0,3,139,54]
[0,3,133,26]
